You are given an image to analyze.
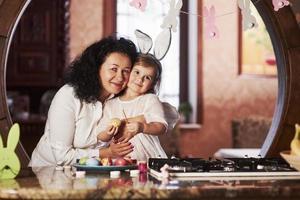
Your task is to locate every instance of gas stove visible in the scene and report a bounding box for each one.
[148,157,300,180]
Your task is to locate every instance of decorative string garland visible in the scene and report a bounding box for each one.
[128,0,291,40]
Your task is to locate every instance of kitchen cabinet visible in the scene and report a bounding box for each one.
[7,0,68,87]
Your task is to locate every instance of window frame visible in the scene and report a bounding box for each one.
[196,0,203,124]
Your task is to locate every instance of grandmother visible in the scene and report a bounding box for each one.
[29,36,137,167]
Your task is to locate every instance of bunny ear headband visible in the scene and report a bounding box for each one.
[133,0,183,60]
[135,28,172,60]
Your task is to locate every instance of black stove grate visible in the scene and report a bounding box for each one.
[148,157,295,173]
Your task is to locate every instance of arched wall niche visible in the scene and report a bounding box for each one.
[0,0,31,166]
[254,0,300,157]
[0,0,300,167]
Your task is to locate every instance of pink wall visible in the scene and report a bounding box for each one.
[69,0,104,62]
[179,0,277,158]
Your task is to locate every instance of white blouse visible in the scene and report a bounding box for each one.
[29,85,108,167]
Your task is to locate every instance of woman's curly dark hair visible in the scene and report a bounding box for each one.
[64,36,137,103]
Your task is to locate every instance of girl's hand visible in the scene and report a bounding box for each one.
[116,122,144,143]
[106,125,119,136]
[126,122,144,135]
[108,141,133,158]
[97,125,118,142]
[127,115,145,123]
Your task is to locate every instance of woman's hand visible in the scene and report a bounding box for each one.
[109,141,133,157]
[99,141,133,158]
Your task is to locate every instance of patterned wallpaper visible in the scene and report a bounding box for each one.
[179,0,277,158]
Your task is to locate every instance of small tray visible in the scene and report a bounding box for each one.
[73,164,137,171]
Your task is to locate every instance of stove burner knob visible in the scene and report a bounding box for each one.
[257,164,264,170]
[224,166,235,172]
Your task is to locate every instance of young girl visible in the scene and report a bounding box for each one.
[97,53,169,161]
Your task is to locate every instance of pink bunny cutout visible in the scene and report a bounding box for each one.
[272,0,289,11]
[129,0,147,12]
[203,5,219,39]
